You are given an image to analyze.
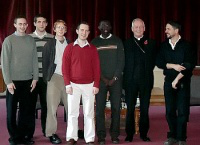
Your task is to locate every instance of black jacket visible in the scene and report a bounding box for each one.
[123,36,156,90]
[42,37,70,82]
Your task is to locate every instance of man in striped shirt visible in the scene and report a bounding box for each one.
[30,14,54,137]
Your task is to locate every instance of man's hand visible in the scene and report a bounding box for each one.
[108,78,115,86]
[102,78,109,86]
[7,83,16,95]
[66,87,73,95]
[30,80,37,92]
[173,64,186,72]
[172,72,184,89]
[172,78,179,89]
[93,87,99,95]
[167,63,186,72]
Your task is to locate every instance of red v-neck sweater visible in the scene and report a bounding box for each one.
[62,43,100,88]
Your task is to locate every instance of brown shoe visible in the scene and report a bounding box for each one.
[67,139,77,145]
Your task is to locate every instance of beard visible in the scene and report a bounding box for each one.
[166,33,172,39]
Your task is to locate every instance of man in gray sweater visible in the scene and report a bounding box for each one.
[1,15,38,145]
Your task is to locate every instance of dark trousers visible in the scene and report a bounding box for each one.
[96,79,122,139]
[6,80,35,142]
[125,80,151,138]
[32,77,47,135]
[164,81,190,141]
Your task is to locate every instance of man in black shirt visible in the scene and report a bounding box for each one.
[156,21,195,145]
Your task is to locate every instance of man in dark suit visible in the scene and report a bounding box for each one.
[123,18,156,142]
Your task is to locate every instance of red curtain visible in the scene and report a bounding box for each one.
[0,0,200,64]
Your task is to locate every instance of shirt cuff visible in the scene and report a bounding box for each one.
[65,85,72,89]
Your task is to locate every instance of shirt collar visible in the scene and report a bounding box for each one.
[55,36,66,41]
[169,35,181,50]
[34,30,47,39]
[73,39,90,48]
[100,34,112,39]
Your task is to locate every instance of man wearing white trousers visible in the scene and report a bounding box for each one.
[62,21,100,145]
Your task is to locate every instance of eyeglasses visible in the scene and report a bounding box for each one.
[56,26,66,30]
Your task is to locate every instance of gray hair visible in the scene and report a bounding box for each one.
[131,18,145,28]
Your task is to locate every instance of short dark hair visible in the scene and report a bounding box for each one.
[76,21,90,30]
[98,20,112,30]
[167,21,182,31]
[14,15,26,24]
[34,14,47,23]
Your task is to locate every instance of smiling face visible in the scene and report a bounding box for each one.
[131,19,145,38]
[165,24,178,39]
[34,17,47,33]
[76,24,90,41]
[98,21,112,38]
[14,18,28,35]
[54,22,67,37]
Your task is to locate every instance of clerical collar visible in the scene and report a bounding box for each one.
[34,30,47,39]
[134,35,144,41]
[100,34,112,39]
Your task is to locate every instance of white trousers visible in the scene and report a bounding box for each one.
[66,82,95,143]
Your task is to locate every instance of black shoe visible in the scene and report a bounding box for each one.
[49,134,62,144]
[164,138,177,145]
[125,136,133,142]
[78,129,84,139]
[112,137,119,144]
[9,141,17,145]
[24,136,35,144]
[98,138,105,145]
[140,136,151,142]
[25,139,35,144]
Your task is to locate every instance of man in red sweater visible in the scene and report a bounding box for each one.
[62,21,100,145]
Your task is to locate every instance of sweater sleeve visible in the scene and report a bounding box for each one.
[1,38,12,85]
[62,44,72,86]
[32,39,39,80]
[156,44,167,70]
[92,46,100,88]
[180,43,196,76]
[114,38,125,78]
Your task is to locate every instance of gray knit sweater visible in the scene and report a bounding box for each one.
[1,33,39,84]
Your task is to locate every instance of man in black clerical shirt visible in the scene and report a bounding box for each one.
[123,18,156,142]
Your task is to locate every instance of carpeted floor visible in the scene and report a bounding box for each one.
[0,98,200,145]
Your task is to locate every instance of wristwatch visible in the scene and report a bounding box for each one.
[113,76,118,81]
